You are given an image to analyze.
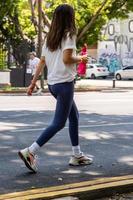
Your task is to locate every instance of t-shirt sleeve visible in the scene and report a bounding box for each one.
[62,35,76,51]
[36,58,40,65]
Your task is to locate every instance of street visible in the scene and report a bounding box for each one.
[0,90,133,195]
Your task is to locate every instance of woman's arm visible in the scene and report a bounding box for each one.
[27,57,45,95]
[31,57,45,84]
[63,49,88,65]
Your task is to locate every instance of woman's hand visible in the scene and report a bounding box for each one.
[80,55,88,63]
[27,82,36,96]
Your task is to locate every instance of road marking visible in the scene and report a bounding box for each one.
[9,122,133,133]
[1,175,133,200]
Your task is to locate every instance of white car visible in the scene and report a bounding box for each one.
[86,63,109,79]
[115,66,133,80]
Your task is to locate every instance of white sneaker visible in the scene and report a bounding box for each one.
[36,88,42,95]
[18,148,38,173]
[69,154,93,166]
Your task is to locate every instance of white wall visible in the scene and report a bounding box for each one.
[98,13,133,72]
[0,71,10,85]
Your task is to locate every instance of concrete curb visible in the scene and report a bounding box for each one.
[1,175,133,200]
[0,86,129,94]
[0,88,103,94]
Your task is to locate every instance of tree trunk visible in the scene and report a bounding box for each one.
[28,0,38,33]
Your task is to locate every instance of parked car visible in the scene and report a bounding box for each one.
[86,63,109,79]
[115,66,133,80]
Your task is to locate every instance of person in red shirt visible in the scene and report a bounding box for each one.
[77,43,88,78]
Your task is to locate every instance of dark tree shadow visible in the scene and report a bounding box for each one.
[0,110,133,194]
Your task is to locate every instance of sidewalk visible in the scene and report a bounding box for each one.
[0,79,133,94]
[75,79,133,90]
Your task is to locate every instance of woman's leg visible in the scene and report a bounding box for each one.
[68,101,82,157]
[68,100,93,166]
[68,101,79,146]
[36,82,74,147]
[18,81,93,171]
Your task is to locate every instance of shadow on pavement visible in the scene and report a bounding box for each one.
[0,110,133,194]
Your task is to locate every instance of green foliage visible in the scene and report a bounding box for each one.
[0,0,20,38]
[0,0,33,66]
[1,0,133,44]
[1,0,133,45]
[44,0,133,46]
[106,0,133,19]
[18,0,36,39]
[0,0,133,66]
[44,0,108,46]
[0,0,36,40]
[0,52,7,70]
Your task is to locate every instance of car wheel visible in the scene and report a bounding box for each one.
[91,74,96,79]
[116,73,121,80]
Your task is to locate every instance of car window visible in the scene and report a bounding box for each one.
[96,65,104,68]
[123,66,133,70]
[87,65,94,69]
[128,66,133,69]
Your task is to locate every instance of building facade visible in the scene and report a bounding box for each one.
[98,13,133,73]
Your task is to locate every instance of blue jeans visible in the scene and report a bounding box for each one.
[36,81,79,147]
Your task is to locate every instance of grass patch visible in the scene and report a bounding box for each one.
[0,85,27,91]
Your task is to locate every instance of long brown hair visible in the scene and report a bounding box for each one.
[46,4,76,51]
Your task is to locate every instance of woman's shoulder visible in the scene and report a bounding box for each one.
[66,32,76,39]
[62,33,76,45]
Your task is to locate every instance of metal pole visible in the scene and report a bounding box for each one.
[112,78,116,88]
[7,38,11,69]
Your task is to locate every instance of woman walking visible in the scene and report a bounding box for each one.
[18,4,93,173]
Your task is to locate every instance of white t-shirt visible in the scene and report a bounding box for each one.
[41,35,77,85]
[29,57,40,75]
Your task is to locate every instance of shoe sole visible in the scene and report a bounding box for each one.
[69,160,93,166]
[18,151,37,173]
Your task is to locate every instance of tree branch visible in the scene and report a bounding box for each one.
[41,9,51,28]
[77,0,109,42]
[28,0,38,33]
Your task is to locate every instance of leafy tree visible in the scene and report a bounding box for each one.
[43,0,133,46]
[0,0,133,66]
[0,0,33,67]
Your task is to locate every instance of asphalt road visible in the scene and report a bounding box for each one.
[0,90,133,195]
